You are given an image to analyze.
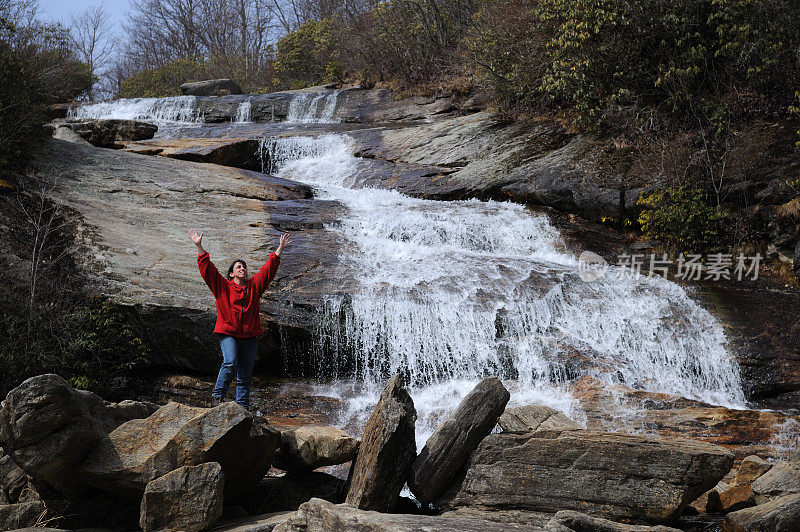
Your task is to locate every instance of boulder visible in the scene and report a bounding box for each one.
[139,462,224,532]
[274,498,541,531]
[438,430,734,523]
[750,461,800,504]
[0,374,157,496]
[81,401,280,500]
[181,79,242,96]
[232,472,345,515]
[409,377,510,504]
[717,456,773,512]
[0,501,47,529]
[273,425,359,472]
[345,374,417,512]
[49,118,157,147]
[723,493,800,532]
[549,510,682,532]
[498,405,582,433]
[52,126,92,146]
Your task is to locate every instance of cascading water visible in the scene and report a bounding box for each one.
[69,96,203,123]
[285,92,340,123]
[234,101,251,123]
[261,134,747,443]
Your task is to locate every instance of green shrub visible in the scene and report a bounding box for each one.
[637,188,730,254]
[274,19,342,89]
[119,58,208,98]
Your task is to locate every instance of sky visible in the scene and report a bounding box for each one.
[37,0,128,32]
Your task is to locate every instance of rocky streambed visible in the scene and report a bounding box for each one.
[7,85,799,529]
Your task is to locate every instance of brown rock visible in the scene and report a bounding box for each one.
[273,425,359,472]
[409,377,510,504]
[716,456,773,512]
[723,493,800,532]
[0,501,47,529]
[82,401,280,500]
[345,374,416,512]
[498,405,582,433]
[140,462,224,532]
[439,430,734,523]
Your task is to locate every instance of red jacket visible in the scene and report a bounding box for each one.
[197,251,280,337]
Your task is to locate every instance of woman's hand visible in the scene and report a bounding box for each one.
[275,232,292,257]
[188,229,206,255]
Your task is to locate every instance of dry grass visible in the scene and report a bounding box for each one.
[777,197,800,219]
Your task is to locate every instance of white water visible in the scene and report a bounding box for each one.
[285,92,340,123]
[262,134,747,445]
[235,101,251,123]
[69,96,203,124]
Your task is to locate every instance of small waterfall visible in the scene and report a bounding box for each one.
[234,101,251,123]
[262,134,746,442]
[69,96,203,123]
[285,92,340,123]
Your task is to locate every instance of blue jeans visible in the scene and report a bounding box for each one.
[212,335,258,408]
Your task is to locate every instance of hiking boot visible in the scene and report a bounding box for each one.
[210,396,224,407]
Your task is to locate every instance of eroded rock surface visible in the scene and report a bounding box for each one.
[723,493,800,532]
[182,79,242,96]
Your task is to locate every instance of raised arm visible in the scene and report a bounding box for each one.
[253,233,292,296]
[189,229,226,297]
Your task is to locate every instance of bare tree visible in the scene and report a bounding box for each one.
[69,2,116,100]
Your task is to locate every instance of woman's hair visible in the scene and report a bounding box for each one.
[227,259,247,279]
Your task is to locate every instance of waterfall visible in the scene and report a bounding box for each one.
[234,101,251,123]
[285,92,340,123]
[261,134,747,441]
[69,96,203,123]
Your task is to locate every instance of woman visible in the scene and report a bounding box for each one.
[188,228,292,409]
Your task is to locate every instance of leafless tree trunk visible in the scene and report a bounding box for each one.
[69,1,116,100]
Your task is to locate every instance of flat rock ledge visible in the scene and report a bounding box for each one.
[438,429,734,523]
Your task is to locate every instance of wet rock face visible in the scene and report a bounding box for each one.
[81,401,280,500]
[139,462,225,532]
[409,377,510,504]
[0,374,157,496]
[32,138,341,372]
[345,374,417,512]
[438,430,734,523]
[181,79,242,96]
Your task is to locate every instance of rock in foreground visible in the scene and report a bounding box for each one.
[0,374,156,496]
[439,430,734,523]
[82,401,280,500]
[140,462,224,532]
[750,461,800,504]
[549,510,682,532]
[345,374,416,512]
[274,498,541,531]
[273,425,359,472]
[410,377,510,504]
[723,493,800,532]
